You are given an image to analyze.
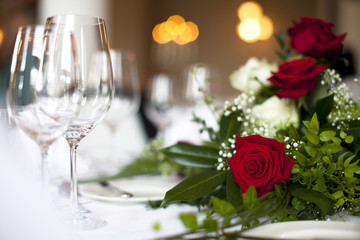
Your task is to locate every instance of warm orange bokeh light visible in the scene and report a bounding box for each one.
[237,19,260,43]
[0,29,3,47]
[237,1,262,21]
[167,15,185,25]
[153,15,199,45]
[258,16,273,40]
[158,22,172,43]
[152,24,169,44]
[185,21,199,42]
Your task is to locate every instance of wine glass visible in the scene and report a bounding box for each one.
[145,73,175,138]
[45,14,113,230]
[104,49,141,132]
[7,25,82,189]
[85,49,140,168]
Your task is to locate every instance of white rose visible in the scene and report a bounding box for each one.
[251,96,299,131]
[230,57,277,94]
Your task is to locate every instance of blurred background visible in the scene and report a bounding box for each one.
[1,0,358,98]
[0,0,359,171]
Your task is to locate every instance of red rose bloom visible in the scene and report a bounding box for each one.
[269,58,327,98]
[288,17,346,59]
[227,135,295,197]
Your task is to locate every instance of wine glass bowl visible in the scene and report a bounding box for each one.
[145,73,174,135]
[7,25,82,184]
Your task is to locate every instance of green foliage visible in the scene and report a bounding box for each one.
[161,170,227,207]
[211,196,236,217]
[219,109,243,143]
[161,143,219,168]
[192,113,219,142]
[225,171,242,207]
[152,221,161,231]
[290,113,360,218]
[275,31,291,61]
[179,213,199,231]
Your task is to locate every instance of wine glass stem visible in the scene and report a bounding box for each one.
[39,145,50,193]
[69,143,79,213]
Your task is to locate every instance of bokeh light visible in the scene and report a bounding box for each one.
[236,1,273,43]
[258,16,273,40]
[237,1,263,21]
[237,19,260,43]
[0,29,3,47]
[153,15,199,45]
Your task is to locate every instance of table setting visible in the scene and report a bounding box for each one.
[1,12,360,240]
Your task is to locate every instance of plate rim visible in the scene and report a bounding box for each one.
[241,220,360,239]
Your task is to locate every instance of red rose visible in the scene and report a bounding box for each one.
[227,135,295,197]
[288,17,346,59]
[269,58,327,98]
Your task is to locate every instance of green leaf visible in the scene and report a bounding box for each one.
[305,146,319,157]
[226,171,242,207]
[335,198,345,207]
[161,170,226,207]
[161,143,218,168]
[319,131,336,142]
[344,155,356,167]
[294,152,311,167]
[314,94,334,123]
[326,163,336,174]
[332,137,341,145]
[292,197,306,211]
[305,113,319,134]
[332,191,343,200]
[289,183,332,215]
[219,110,242,143]
[337,152,348,170]
[336,119,360,140]
[313,178,327,193]
[291,164,300,174]
[305,130,319,145]
[211,196,236,217]
[288,124,301,141]
[345,135,354,144]
[323,143,343,155]
[322,156,331,164]
[340,130,347,139]
[242,185,257,209]
[203,217,217,230]
[179,213,198,230]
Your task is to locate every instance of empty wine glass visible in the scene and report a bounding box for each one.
[145,73,175,138]
[7,25,82,190]
[104,49,141,133]
[45,14,113,230]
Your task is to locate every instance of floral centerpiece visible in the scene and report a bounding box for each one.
[155,17,360,239]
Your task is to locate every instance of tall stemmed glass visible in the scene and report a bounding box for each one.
[7,25,82,189]
[145,73,174,138]
[45,15,113,230]
[104,49,140,131]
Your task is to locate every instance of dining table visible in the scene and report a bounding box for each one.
[2,113,360,240]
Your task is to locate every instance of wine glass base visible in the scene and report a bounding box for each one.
[66,214,107,231]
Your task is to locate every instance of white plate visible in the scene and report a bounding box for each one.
[79,175,180,203]
[241,220,360,239]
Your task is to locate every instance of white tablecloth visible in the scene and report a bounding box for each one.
[0,119,196,240]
